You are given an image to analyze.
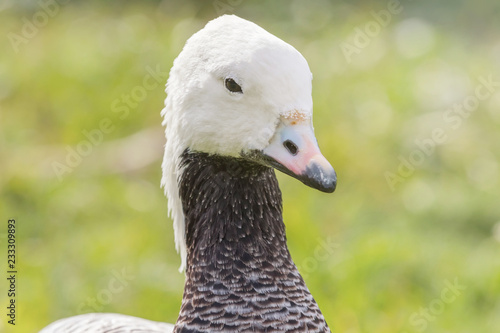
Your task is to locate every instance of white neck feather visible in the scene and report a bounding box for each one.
[161,98,188,272]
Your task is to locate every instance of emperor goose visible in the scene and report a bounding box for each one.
[41,14,337,333]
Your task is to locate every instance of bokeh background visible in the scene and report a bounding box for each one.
[1,0,500,332]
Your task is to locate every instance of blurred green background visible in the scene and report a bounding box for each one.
[1,0,500,332]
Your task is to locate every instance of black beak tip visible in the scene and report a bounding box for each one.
[319,178,337,193]
[302,163,337,193]
[315,174,337,193]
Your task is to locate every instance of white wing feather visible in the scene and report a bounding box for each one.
[39,313,174,333]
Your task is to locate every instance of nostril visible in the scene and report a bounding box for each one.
[283,140,298,156]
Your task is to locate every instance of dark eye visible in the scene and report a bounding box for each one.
[283,140,298,156]
[225,78,242,93]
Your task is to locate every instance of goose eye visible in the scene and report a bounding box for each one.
[225,78,242,93]
[283,140,298,155]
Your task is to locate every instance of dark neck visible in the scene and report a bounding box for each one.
[178,150,286,264]
[174,150,329,332]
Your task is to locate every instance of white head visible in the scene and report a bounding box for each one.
[161,15,336,271]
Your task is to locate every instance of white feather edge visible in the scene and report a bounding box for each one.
[161,84,188,272]
[39,313,174,333]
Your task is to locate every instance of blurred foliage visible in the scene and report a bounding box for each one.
[1,0,500,332]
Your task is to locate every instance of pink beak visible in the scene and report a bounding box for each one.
[261,117,336,193]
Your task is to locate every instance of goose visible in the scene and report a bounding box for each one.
[40,14,337,333]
